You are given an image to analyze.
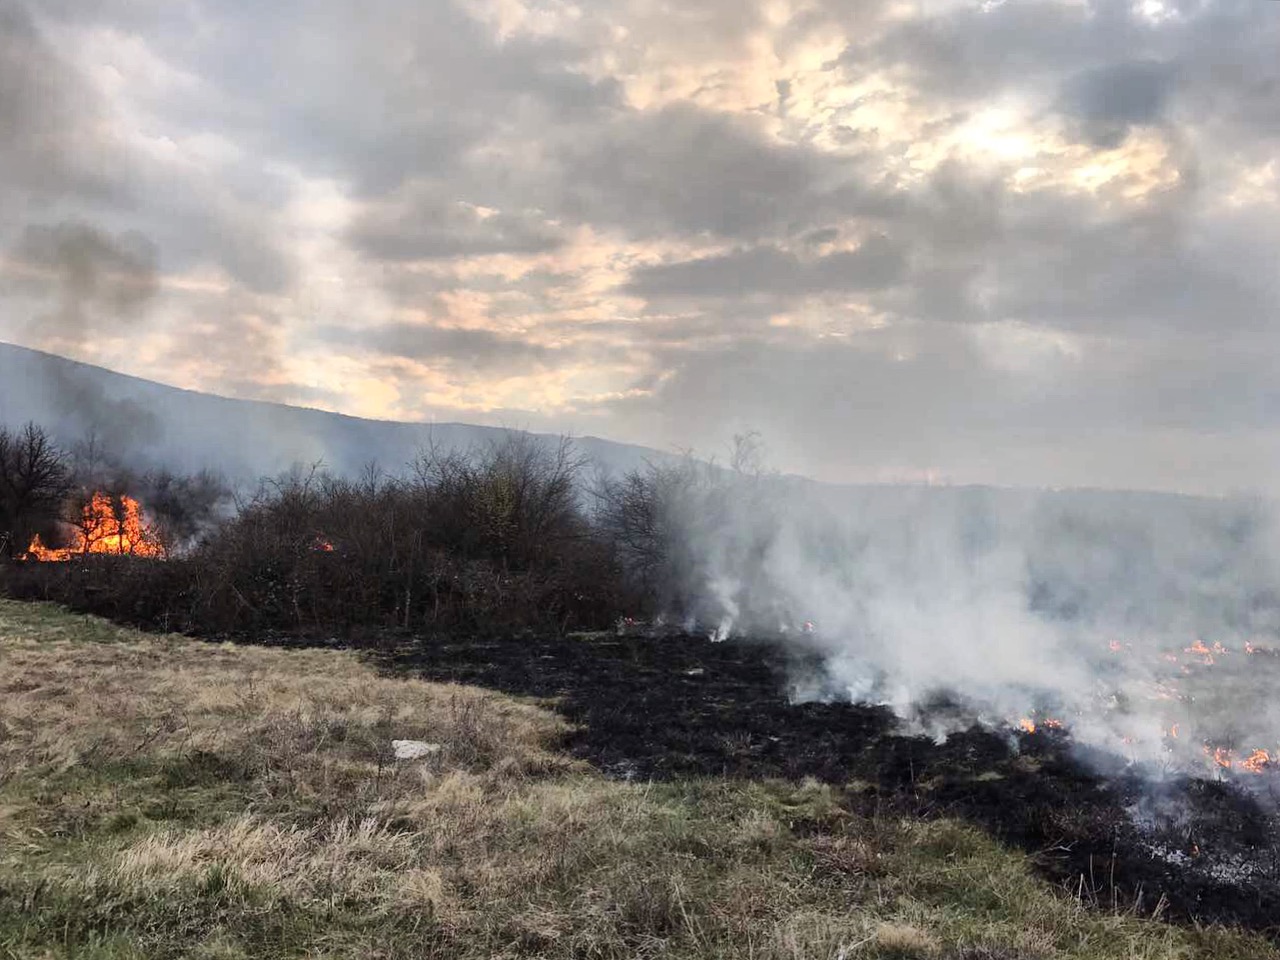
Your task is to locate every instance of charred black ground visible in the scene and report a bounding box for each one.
[383,630,1280,938]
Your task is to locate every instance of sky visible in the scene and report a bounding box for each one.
[1,0,1278,494]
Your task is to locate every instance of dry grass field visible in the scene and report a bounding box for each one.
[0,599,1275,959]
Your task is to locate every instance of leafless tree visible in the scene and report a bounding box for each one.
[591,456,707,613]
[0,423,73,558]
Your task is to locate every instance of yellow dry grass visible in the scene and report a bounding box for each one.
[0,606,566,786]
[1,599,1277,960]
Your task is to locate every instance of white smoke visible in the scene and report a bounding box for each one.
[661,470,1280,780]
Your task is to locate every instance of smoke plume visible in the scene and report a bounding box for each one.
[649,465,1280,781]
[4,221,162,452]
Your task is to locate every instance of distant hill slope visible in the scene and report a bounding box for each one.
[0,341,1248,521]
[0,341,673,482]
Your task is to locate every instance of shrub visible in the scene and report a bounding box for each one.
[6,435,629,639]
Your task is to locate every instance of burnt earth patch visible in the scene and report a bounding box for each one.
[384,631,1280,938]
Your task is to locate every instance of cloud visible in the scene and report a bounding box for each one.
[3,0,1280,495]
[0,1,127,205]
[626,235,907,300]
[0,2,297,295]
[321,321,559,373]
[163,0,621,197]
[856,0,1149,104]
[1057,60,1178,147]
[349,183,566,261]
[592,321,1280,494]
[555,102,894,240]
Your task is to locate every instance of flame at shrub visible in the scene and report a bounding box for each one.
[24,492,166,561]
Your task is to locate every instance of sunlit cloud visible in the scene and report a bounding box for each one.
[2,0,1279,492]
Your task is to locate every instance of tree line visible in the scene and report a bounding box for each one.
[0,420,773,640]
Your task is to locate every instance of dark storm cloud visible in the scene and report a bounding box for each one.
[322,322,559,372]
[626,235,907,300]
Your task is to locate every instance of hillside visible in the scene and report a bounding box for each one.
[1,599,1275,959]
[0,341,671,482]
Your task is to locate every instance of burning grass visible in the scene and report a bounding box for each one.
[0,601,1276,959]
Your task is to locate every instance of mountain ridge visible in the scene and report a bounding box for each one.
[0,341,676,482]
[0,341,1246,510]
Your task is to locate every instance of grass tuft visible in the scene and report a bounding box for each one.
[0,599,1276,959]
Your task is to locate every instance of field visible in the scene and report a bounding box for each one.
[0,600,1276,959]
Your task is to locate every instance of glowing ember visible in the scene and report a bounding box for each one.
[312,536,336,552]
[24,493,165,561]
[1108,640,1123,653]
[1169,724,1179,739]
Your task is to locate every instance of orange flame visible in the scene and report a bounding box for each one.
[1183,640,1215,665]
[24,493,164,561]
[1242,749,1271,774]
[1203,745,1234,770]
[1200,745,1272,774]
[1018,718,1036,734]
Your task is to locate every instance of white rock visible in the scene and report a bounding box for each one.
[392,739,442,760]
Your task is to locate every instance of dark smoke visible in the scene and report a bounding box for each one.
[4,221,163,452]
[11,221,159,343]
